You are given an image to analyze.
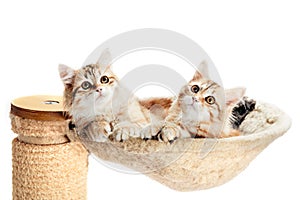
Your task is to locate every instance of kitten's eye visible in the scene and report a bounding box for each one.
[205,96,215,105]
[191,85,200,93]
[100,76,109,84]
[81,81,92,90]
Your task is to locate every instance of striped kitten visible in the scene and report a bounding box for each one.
[59,49,148,142]
[158,63,245,142]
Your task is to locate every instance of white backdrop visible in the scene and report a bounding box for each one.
[1,1,299,199]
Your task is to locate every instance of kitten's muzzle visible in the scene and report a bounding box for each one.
[96,88,102,93]
[192,97,199,103]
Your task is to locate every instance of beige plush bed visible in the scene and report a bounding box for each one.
[80,102,291,191]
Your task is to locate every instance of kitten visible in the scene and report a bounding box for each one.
[158,62,245,142]
[59,49,148,142]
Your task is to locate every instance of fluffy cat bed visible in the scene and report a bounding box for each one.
[79,102,291,191]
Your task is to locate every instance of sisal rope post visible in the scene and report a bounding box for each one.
[10,95,89,200]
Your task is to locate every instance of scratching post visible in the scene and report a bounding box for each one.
[10,95,88,200]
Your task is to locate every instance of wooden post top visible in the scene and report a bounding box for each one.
[11,95,66,121]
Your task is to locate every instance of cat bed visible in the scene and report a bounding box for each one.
[79,102,291,191]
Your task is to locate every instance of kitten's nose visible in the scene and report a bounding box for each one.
[96,88,102,93]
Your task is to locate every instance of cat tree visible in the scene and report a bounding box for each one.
[10,95,88,200]
[10,95,291,199]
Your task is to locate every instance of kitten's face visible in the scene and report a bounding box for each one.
[59,63,118,118]
[179,72,225,122]
[73,64,117,105]
[179,69,246,133]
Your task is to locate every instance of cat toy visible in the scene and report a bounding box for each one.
[10,95,88,199]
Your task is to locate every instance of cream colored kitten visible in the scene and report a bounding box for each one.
[59,49,148,142]
[158,62,245,142]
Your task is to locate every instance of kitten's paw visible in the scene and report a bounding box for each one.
[111,123,141,142]
[140,125,152,140]
[159,124,180,143]
[98,120,112,137]
[112,129,130,142]
[140,123,163,140]
[80,121,110,142]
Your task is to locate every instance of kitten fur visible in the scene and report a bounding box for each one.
[158,61,245,142]
[59,54,250,143]
[59,49,148,142]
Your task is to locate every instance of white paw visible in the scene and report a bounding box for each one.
[140,124,163,140]
[140,125,152,139]
[99,120,112,137]
[159,124,180,143]
[80,120,112,142]
[112,124,141,141]
[114,129,130,141]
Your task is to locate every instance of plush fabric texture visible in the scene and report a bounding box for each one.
[80,102,291,191]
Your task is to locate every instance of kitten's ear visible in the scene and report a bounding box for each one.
[197,60,210,79]
[192,70,204,81]
[225,87,246,106]
[97,48,112,70]
[192,60,209,80]
[58,64,75,85]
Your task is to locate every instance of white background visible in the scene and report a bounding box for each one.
[1,0,299,199]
